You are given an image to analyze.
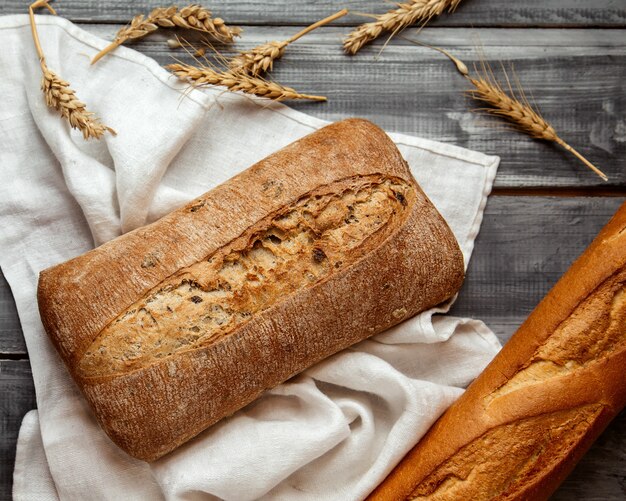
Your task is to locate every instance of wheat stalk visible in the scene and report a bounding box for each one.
[344,0,462,55]
[92,4,241,64]
[172,4,241,40]
[167,63,327,101]
[228,40,288,76]
[417,42,608,181]
[41,67,116,140]
[29,0,115,140]
[228,9,348,76]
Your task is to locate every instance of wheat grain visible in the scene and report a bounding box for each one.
[167,63,327,101]
[172,4,241,41]
[29,0,115,140]
[167,38,183,49]
[344,0,462,55]
[229,9,347,76]
[228,41,288,75]
[467,74,558,141]
[41,67,116,139]
[92,5,240,64]
[415,42,608,181]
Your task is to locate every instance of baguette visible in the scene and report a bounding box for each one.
[37,119,465,461]
[368,201,626,500]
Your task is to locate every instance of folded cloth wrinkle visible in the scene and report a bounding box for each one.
[0,14,500,501]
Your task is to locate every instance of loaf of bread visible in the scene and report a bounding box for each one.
[368,202,626,500]
[37,119,465,461]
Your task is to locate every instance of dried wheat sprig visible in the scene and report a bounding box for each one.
[344,0,462,55]
[417,42,608,181]
[92,4,240,64]
[228,40,287,76]
[468,72,607,180]
[41,67,116,140]
[172,4,241,41]
[29,0,115,140]
[228,9,348,76]
[167,63,327,101]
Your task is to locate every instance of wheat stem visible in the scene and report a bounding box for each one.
[555,139,608,181]
[29,0,56,63]
[92,39,124,64]
[403,38,469,76]
[29,0,115,140]
[288,9,348,44]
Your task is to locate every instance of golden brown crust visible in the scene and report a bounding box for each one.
[368,202,626,501]
[78,175,414,378]
[37,119,465,461]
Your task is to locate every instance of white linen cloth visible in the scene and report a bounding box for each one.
[1,14,501,501]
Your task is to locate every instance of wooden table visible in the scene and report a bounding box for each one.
[1,1,625,499]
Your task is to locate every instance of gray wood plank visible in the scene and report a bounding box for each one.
[0,360,36,501]
[0,272,25,356]
[63,25,626,188]
[450,196,625,341]
[1,1,625,27]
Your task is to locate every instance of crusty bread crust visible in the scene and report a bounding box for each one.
[368,202,626,501]
[37,119,465,461]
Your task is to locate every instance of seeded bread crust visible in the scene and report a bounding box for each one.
[37,119,465,461]
[368,202,626,501]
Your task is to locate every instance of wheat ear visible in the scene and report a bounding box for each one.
[420,43,608,181]
[167,63,327,101]
[229,9,348,76]
[92,4,240,64]
[29,0,115,140]
[343,0,462,55]
[171,4,241,41]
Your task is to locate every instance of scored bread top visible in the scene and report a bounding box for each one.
[38,119,416,374]
[78,175,413,378]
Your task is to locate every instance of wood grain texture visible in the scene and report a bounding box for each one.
[450,196,626,342]
[64,24,626,188]
[1,1,625,27]
[0,360,36,501]
[0,273,25,356]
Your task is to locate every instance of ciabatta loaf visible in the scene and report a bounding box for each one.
[37,119,465,461]
[368,202,626,500]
